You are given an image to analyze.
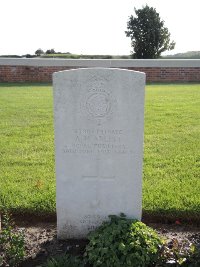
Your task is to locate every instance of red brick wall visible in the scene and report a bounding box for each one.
[0,65,200,83]
[0,66,71,83]
[128,67,200,82]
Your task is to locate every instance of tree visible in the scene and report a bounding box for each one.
[35,48,44,56]
[45,49,55,54]
[125,5,175,59]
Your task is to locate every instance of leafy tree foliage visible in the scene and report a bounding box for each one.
[35,48,44,56]
[125,5,175,58]
[46,49,55,54]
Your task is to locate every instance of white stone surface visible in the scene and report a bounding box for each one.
[0,58,200,67]
[53,68,145,239]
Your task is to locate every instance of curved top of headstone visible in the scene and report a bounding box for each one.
[53,68,145,127]
[53,67,145,80]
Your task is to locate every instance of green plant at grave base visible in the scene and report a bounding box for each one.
[185,244,200,266]
[0,212,25,267]
[84,213,163,267]
[43,254,85,267]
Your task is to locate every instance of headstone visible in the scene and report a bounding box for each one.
[53,68,145,239]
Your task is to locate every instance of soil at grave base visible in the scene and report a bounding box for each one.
[10,220,199,267]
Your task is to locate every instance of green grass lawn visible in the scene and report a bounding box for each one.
[0,83,200,221]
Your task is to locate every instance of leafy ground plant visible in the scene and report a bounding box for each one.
[40,216,199,267]
[84,214,163,267]
[0,212,25,266]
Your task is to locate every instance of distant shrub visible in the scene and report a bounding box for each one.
[46,49,56,54]
[23,54,37,58]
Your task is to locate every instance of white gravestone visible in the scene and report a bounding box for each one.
[53,68,145,239]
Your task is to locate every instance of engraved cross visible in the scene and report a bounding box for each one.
[82,158,115,181]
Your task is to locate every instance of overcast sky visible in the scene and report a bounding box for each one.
[0,0,199,56]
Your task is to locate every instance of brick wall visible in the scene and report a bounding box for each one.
[128,67,200,82]
[0,66,71,83]
[0,59,200,83]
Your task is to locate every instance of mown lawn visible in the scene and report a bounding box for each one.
[143,83,200,220]
[0,83,199,220]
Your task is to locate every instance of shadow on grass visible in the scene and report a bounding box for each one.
[142,210,200,225]
[9,210,200,226]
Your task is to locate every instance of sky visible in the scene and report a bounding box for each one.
[0,0,200,56]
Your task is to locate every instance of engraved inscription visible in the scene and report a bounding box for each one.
[63,128,134,155]
[80,215,108,231]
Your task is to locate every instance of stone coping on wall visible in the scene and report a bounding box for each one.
[0,58,200,68]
